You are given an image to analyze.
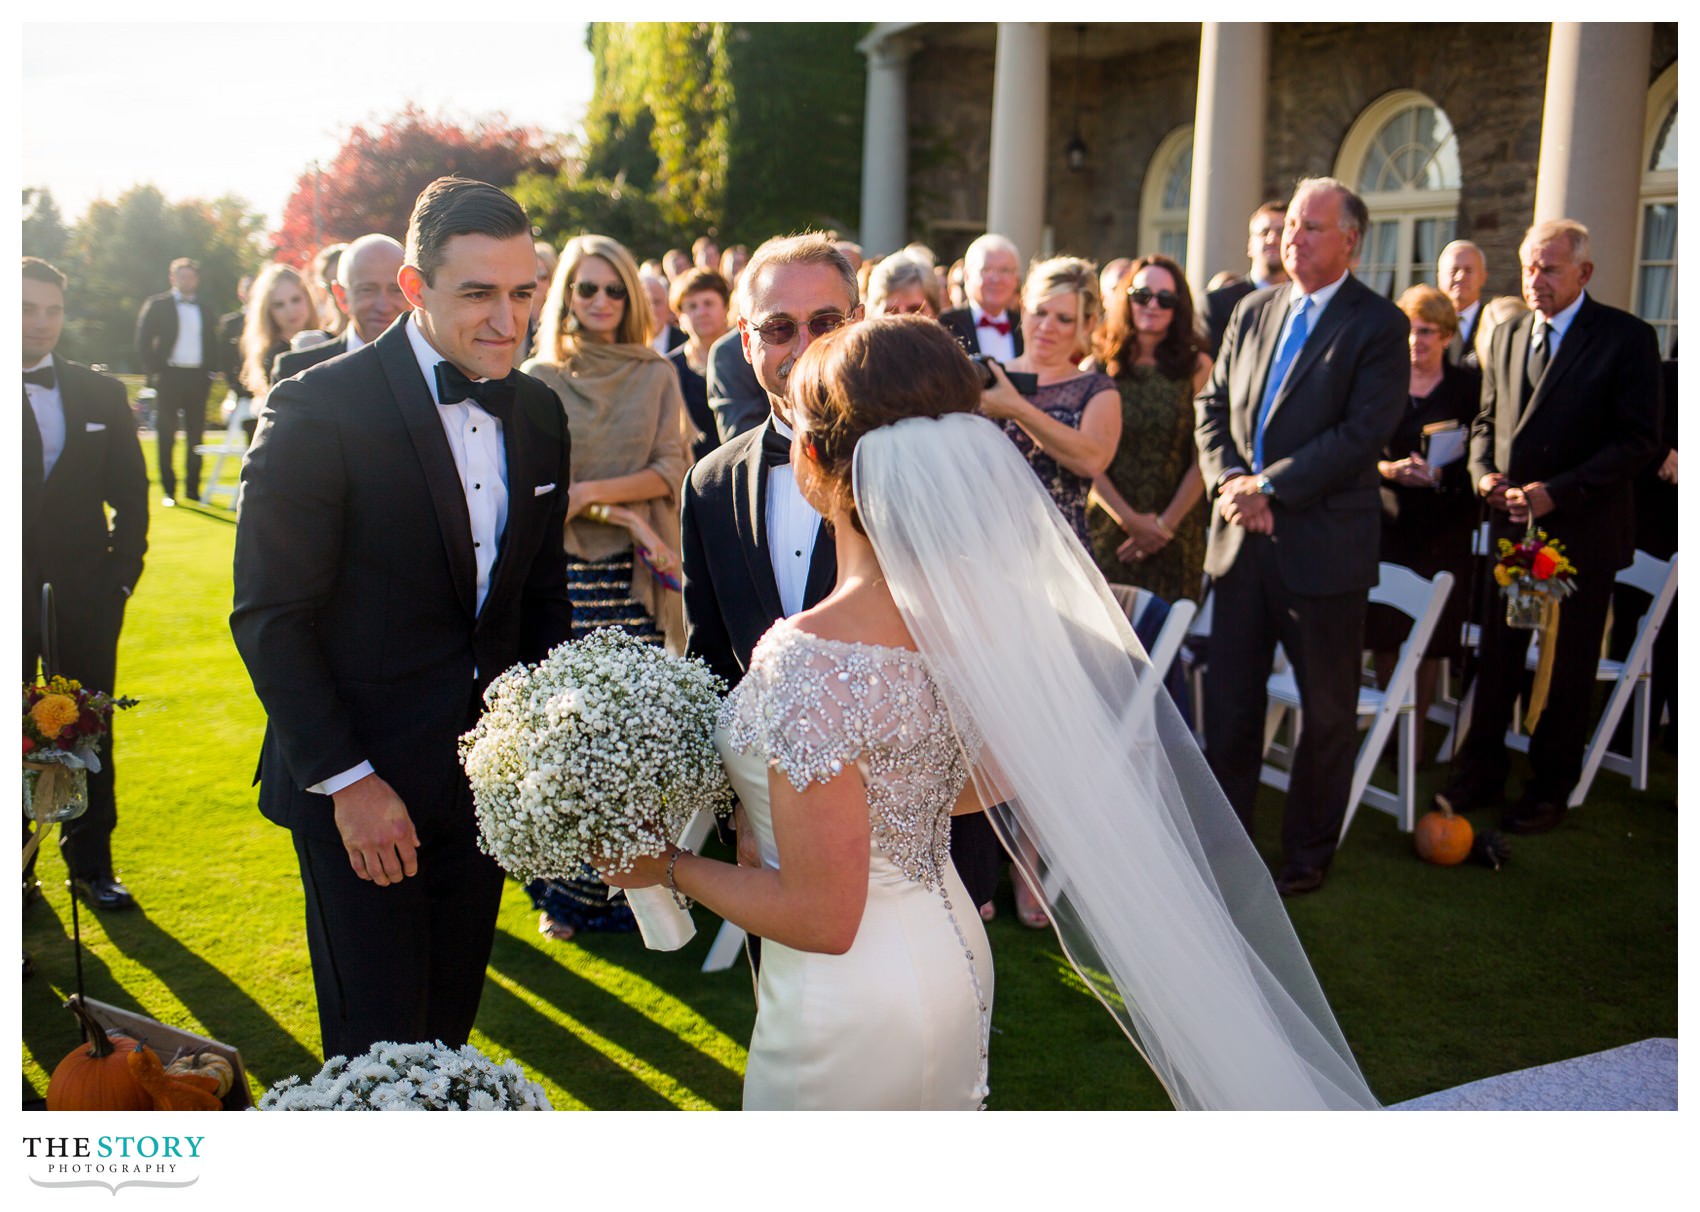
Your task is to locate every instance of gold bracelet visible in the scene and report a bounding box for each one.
[586,503,610,524]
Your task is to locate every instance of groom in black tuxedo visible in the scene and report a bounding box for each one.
[680,233,1003,914]
[232,177,572,1059]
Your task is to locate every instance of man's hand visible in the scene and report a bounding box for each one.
[1478,472,1511,513]
[1505,481,1555,525]
[331,773,420,886]
[1217,475,1274,534]
[1658,448,1678,484]
[1378,454,1436,487]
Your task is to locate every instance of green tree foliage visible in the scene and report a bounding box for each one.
[58,186,267,369]
[529,22,867,258]
[23,188,71,264]
[511,172,673,261]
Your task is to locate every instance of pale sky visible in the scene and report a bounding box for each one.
[21,17,596,233]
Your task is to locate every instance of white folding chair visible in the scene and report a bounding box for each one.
[1501,550,1677,807]
[194,392,251,507]
[1180,586,1214,742]
[1107,583,1197,743]
[1259,563,1455,840]
[1432,521,1493,763]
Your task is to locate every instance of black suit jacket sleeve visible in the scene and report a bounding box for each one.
[1194,299,1249,490]
[230,384,366,790]
[706,330,767,443]
[680,461,740,689]
[135,295,168,377]
[85,368,150,593]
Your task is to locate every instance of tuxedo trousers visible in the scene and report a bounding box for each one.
[45,592,126,881]
[293,789,505,1060]
[1203,533,1366,871]
[154,367,210,498]
[1459,564,1615,805]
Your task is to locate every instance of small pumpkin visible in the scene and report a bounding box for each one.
[46,996,153,1112]
[1415,803,1474,866]
[166,1051,235,1100]
[128,1044,222,1112]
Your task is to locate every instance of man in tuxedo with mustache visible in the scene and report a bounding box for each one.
[680,234,1002,936]
[232,177,572,1059]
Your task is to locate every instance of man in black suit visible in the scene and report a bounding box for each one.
[269,234,407,387]
[1438,240,1494,372]
[1204,201,1290,359]
[231,178,572,1059]
[135,257,219,506]
[24,257,150,910]
[1195,178,1408,896]
[1441,219,1662,834]
[938,233,1023,361]
[218,275,251,398]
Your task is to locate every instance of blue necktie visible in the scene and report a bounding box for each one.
[1254,296,1311,471]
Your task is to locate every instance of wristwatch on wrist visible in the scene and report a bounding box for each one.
[1255,474,1276,497]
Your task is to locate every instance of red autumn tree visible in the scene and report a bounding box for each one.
[271,104,560,266]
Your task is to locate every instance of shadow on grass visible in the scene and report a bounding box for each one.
[480,929,746,1110]
[26,893,322,1091]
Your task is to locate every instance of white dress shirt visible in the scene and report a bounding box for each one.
[25,354,66,478]
[168,291,204,368]
[1456,298,1482,342]
[970,303,1017,363]
[764,415,823,619]
[308,316,511,798]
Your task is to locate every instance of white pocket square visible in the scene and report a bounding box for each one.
[534,483,556,496]
[85,422,106,432]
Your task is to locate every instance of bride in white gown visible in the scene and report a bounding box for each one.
[605,317,1379,1111]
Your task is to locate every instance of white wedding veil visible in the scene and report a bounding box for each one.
[853,412,1379,1110]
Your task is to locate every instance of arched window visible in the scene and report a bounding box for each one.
[1140,126,1192,266]
[1634,63,1677,358]
[1335,91,1462,298]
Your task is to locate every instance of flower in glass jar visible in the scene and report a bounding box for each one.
[1532,546,1561,580]
[29,694,79,737]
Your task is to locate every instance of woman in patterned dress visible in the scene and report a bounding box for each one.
[521,234,692,940]
[978,256,1120,928]
[1086,254,1212,605]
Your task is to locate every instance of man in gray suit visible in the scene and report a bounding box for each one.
[1195,177,1409,896]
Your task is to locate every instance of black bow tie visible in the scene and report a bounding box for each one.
[435,361,516,420]
[23,366,55,391]
[760,423,793,469]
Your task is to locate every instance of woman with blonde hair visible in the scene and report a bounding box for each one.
[521,233,692,940]
[238,264,318,435]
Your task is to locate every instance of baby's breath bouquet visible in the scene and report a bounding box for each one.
[459,628,732,950]
[256,1040,552,1111]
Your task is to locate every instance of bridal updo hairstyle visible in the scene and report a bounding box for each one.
[788,315,981,534]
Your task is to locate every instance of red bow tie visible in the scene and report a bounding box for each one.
[977,314,1011,336]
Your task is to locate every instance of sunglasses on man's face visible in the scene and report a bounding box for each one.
[751,312,848,347]
[573,280,628,302]
[1127,287,1179,310]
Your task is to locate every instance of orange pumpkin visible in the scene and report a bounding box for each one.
[46,996,153,1112]
[1415,805,1474,866]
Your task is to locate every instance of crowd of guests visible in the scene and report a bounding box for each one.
[26,170,1673,1059]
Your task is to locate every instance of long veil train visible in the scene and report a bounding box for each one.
[854,412,1379,1110]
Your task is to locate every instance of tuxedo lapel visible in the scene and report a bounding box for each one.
[378,324,478,619]
[478,396,535,622]
[802,524,837,610]
[736,422,785,624]
[1244,293,1292,433]
[44,364,90,487]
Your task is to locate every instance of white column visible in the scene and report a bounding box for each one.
[986,23,1050,264]
[1533,22,1653,307]
[858,29,916,257]
[1187,23,1269,303]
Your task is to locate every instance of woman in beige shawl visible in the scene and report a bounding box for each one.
[520,233,692,940]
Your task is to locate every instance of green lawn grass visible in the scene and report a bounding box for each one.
[21,427,1677,1110]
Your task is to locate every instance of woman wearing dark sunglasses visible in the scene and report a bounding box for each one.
[1086,254,1211,608]
[520,233,692,941]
